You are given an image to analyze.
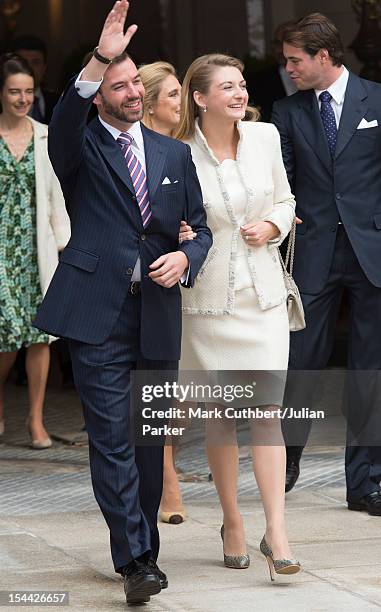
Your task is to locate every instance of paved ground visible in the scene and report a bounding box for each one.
[1,384,381,611]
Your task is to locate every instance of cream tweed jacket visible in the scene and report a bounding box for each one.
[181,119,296,314]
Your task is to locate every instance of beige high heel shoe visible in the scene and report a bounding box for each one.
[159,509,186,524]
[260,536,301,581]
[221,525,250,569]
[26,419,52,450]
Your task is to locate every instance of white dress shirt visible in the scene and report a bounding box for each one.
[315,66,349,127]
[98,116,146,174]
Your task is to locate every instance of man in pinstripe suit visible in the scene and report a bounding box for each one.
[34,1,212,604]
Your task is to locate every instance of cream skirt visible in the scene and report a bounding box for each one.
[180,287,289,407]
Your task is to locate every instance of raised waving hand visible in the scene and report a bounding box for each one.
[98,0,138,60]
[82,1,137,81]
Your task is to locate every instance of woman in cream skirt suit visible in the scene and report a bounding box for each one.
[176,54,301,579]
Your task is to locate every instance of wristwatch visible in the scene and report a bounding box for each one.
[92,46,113,65]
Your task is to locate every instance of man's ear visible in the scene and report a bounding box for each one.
[319,48,330,63]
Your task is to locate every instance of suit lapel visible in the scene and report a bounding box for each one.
[90,120,168,211]
[297,91,332,173]
[141,124,167,203]
[335,73,368,160]
[89,118,135,195]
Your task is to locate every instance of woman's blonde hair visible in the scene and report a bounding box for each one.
[138,61,178,129]
[175,53,259,141]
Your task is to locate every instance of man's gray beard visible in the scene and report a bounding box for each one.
[101,96,143,123]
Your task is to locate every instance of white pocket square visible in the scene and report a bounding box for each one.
[162,177,171,185]
[357,118,378,129]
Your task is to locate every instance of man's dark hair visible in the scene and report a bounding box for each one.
[282,13,344,67]
[110,50,132,65]
[10,34,48,61]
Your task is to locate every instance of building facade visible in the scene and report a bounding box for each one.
[0,0,368,88]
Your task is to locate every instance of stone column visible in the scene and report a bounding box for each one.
[246,0,266,57]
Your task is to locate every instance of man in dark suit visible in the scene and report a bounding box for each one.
[10,34,59,124]
[272,13,381,514]
[34,1,212,604]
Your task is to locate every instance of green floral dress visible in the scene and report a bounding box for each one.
[0,137,50,351]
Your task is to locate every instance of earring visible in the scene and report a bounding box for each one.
[203,106,207,113]
[149,109,154,115]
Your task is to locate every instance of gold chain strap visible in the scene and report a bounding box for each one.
[279,217,296,276]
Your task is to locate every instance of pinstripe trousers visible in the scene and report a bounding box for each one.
[69,289,177,572]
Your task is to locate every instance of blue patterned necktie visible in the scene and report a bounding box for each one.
[117,132,152,227]
[319,91,337,157]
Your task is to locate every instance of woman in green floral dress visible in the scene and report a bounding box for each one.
[0,54,70,447]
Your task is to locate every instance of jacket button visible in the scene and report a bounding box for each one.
[336,193,341,200]
[126,267,133,275]
[141,234,146,241]
[131,195,137,201]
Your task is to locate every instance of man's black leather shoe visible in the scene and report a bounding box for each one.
[285,459,300,493]
[123,560,161,604]
[147,558,168,589]
[348,491,381,516]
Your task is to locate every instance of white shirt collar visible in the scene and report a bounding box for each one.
[315,66,349,105]
[98,116,144,150]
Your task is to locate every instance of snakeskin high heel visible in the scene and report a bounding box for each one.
[260,535,301,581]
[220,525,250,569]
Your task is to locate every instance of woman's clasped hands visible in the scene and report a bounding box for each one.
[240,221,280,246]
[240,216,303,247]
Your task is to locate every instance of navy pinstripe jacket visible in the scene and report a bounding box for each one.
[34,79,212,360]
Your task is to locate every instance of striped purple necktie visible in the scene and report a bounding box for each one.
[117,132,152,227]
